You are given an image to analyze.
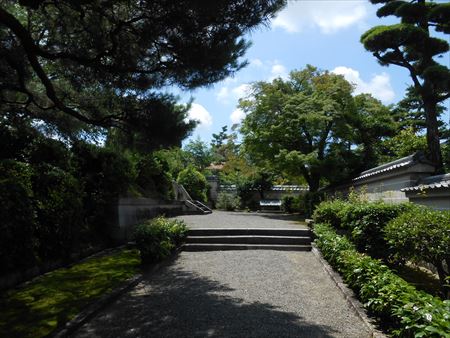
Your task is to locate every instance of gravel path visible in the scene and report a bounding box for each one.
[175,211,308,229]
[72,250,371,338]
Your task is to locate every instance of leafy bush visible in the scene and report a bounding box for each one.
[385,208,450,297]
[300,191,325,217]
[314,223,450,337]
[133,216,187,264]
[32,164,84,261]
[313,199,415,260]
[72,141,135,239]
[177,166,208,202]
[216,192,241,211]
[281,196,295,213]
[343,202,415,260]
[135,153,173,199]
[312,199,349,228]
[0,160,37,273]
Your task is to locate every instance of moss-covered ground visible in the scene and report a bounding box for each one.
[0,248,140,338]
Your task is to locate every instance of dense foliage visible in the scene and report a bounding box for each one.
[177,166,208,202]
[313,199,414,259]
[216,192,241,211]
[240,66,395,192]
[0,160,36,272]
[133,217,187,264]
[314,223,450,337]
[1,0,285,140]
[385,208,450,297]
[313,199,450,297]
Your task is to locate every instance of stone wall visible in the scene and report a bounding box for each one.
[114,198,186,242]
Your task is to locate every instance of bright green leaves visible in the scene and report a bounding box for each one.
[361,24,427,54]
[240,66,392,191]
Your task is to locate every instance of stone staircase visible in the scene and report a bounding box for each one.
[182,228,312,251]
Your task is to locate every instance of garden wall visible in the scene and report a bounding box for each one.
[323,152,450,210]
[115,198,186,242]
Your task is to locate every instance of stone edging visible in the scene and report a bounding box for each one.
[51,248,182,338]
[311,244,386,338]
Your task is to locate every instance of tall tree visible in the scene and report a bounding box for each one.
[361,0,450,173]
[240,66,357,192]
[184,137,213,171]
[0,0,285,138]
[240,66,395,192]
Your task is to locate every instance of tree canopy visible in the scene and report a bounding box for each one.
[0,0,285,140]
[239,66,395,192]
[361,0,450,172]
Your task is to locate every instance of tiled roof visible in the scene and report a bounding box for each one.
[353,152,430,182]
[401,173,450,192]
[219,184,308,192]
[271,185,308,191]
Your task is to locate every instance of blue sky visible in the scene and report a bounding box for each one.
[174,0,450,144]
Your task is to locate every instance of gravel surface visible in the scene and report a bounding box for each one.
[175,211,308,229]
[72,250,371,338]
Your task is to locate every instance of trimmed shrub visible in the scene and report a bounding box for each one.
[281,196,296,213]
[133,216,187,264]
[314,200,415,260]
[177,166,208,202]
[342,202,415,260]
[314,223,450,337]
[312,199,349,228]
[33,164,84,261]
[216,192,241,211]
[385,208,450,297]
[0,160,36,273]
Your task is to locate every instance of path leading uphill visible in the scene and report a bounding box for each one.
[71,212,373,338]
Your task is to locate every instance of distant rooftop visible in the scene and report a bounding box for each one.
[353,152,433,182]
[401,173,450,192]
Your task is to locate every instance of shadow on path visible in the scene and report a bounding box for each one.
[74,264,338,338]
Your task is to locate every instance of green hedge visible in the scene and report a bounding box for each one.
[0,160,37,273]
[133,216,187,264]
[385,208,450,297]
[33,164,84,261]
[314,223,450,337]
[313,200,415,259]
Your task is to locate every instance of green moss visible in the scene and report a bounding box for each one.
[0,249,140,338]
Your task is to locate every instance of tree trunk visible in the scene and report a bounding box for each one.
[308,173,320,193]
[423,99,444,173]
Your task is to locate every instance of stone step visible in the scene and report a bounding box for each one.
[181,243,311,252]
[186,235,312,245]
[187,228,310,237]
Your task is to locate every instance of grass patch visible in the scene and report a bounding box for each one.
[0,248,141,338]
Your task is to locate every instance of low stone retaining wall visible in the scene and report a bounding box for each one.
[114,198,187,242]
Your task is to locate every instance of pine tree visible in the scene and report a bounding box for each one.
[361,0,450,172]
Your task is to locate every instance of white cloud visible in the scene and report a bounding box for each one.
[250,58,264,68]
[332,66,395,103]
[270,62,288,80]
[216,87,230,103]
[230,108,246,124]
[186,103,213,128]
[232,83,252,99]
[272,1,368,34]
